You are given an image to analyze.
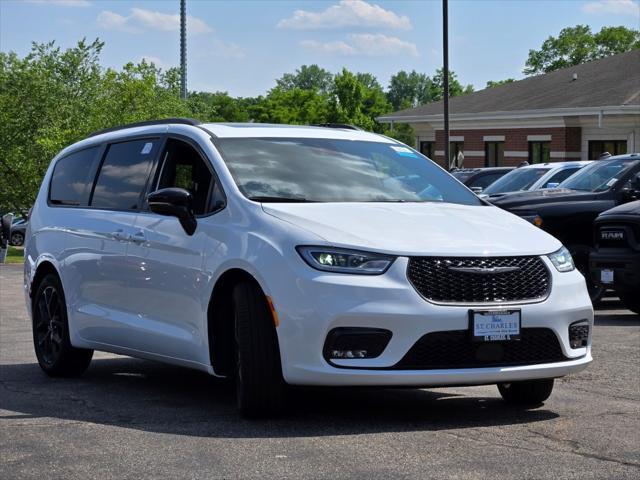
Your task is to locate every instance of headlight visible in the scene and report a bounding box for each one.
[520,214,543,227]
[296,246,396,275]
[547,246,575,272]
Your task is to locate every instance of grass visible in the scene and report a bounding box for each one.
[4,246,24,264]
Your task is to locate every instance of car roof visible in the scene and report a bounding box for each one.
[200,122,395,143]
[520,161,592,170]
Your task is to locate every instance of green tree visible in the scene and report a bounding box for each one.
[387,70,431,110]
[0,39,189,212]
[274,64,333,94]
[428,68,474,101]
[524,25,640,75]
[486,78,515,88]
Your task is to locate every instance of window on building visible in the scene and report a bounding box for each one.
[588,140,627,159]
[419,141,435,159]
[91,139,160,211]
[49,146,101,206]
[485,142,504,167]
[450,141,464,168]
[529,141,551,164]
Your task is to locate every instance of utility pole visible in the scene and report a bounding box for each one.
[180,0,187,100]
[442,0,450,169]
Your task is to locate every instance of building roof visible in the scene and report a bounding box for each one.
[379,49,640,122]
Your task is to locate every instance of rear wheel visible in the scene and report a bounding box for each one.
[233,281,285,418]
[32,274,93,377]
[618,292,640,315]
[498,379,554,406]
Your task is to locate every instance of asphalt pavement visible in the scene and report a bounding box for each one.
[1,264,639,479]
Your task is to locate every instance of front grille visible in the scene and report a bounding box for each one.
[394,328,567,370]
[407,256,550,304]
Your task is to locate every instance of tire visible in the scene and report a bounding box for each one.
[498,379,554,406]
[568,245,604,303]
[233,281,285,418]
[32,274,93,377]
[10,232,24,246]
[618,292,640,315]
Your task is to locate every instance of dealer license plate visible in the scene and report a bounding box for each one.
[470,309,521,342]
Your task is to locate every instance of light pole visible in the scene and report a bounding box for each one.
[442,0,450,169]
[180,0,187,100]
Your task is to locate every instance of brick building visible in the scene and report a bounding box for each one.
[378,50,640,169]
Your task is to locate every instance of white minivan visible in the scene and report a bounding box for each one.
[24,119,593,417]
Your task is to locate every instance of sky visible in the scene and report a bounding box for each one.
[1,0,639,97]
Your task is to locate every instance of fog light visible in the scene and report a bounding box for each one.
[330,350,368,359]
[569,320,589,349]
[323,327,392,362]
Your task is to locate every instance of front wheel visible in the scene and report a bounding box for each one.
[10,232,24,246]
[32,274,93,377]
[233,281,285,418]
[498,379,554,406]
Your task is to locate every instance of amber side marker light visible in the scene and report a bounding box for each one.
[266,296,280,327]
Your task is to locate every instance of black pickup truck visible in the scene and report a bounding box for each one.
[589,201,640,314]
[491,154,640,301]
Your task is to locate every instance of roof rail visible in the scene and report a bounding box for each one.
[87,118,201,138]
[311,123,363,131]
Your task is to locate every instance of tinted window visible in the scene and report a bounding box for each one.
[483,167,550,195]
[155,139,214,215]
[92,139,159,210]
[216,138,482,205]
[560,158,639,192]
[49,147,101,206]
[471,172,505,189]
[541,167,580,188]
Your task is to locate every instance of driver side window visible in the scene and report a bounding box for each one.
[155,139,223,215]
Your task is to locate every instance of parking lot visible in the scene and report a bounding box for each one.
[1,264,638,479]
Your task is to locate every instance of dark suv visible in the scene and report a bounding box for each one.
[589,201,640,314]
[491,155,640,300]
[451,167,513,194]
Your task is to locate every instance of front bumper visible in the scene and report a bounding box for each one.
[589,250,640,293]
[271,257,594,386]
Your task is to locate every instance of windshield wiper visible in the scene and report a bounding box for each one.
[248,195,314,203]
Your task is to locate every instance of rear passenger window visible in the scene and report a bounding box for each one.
[49,147,101,206]
[92,139,159,210]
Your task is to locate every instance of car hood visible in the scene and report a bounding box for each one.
[599,200,640,217]
[490,188,596,209]
[262,202,561,256]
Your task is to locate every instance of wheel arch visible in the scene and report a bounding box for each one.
[207,268,267,377]
[30,260,60,303]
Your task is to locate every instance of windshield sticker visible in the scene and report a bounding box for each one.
[141,142,153,155]
[606,178,617,187]
[390,146,418,158]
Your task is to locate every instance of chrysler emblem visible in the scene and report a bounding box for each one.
[447,266,521,274]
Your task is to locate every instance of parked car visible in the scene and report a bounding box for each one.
[589,201,640,314]
[9,217,27,246]
[25,119,593,417]
[491,154,640,301]
[451,167,514,194]
[481,161,591,199]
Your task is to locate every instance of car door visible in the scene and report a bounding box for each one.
[66,137,163,347]
[123,136,226,363]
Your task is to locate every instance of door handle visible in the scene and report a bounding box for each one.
[130,231,147,244]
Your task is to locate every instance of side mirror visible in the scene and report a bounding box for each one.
[147,188,197,235]
[470,186,483,194]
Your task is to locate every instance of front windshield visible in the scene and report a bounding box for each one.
[559,158,639,192]
[452,171,475,183]
[215,138,482,205]
[483,167,550,195]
